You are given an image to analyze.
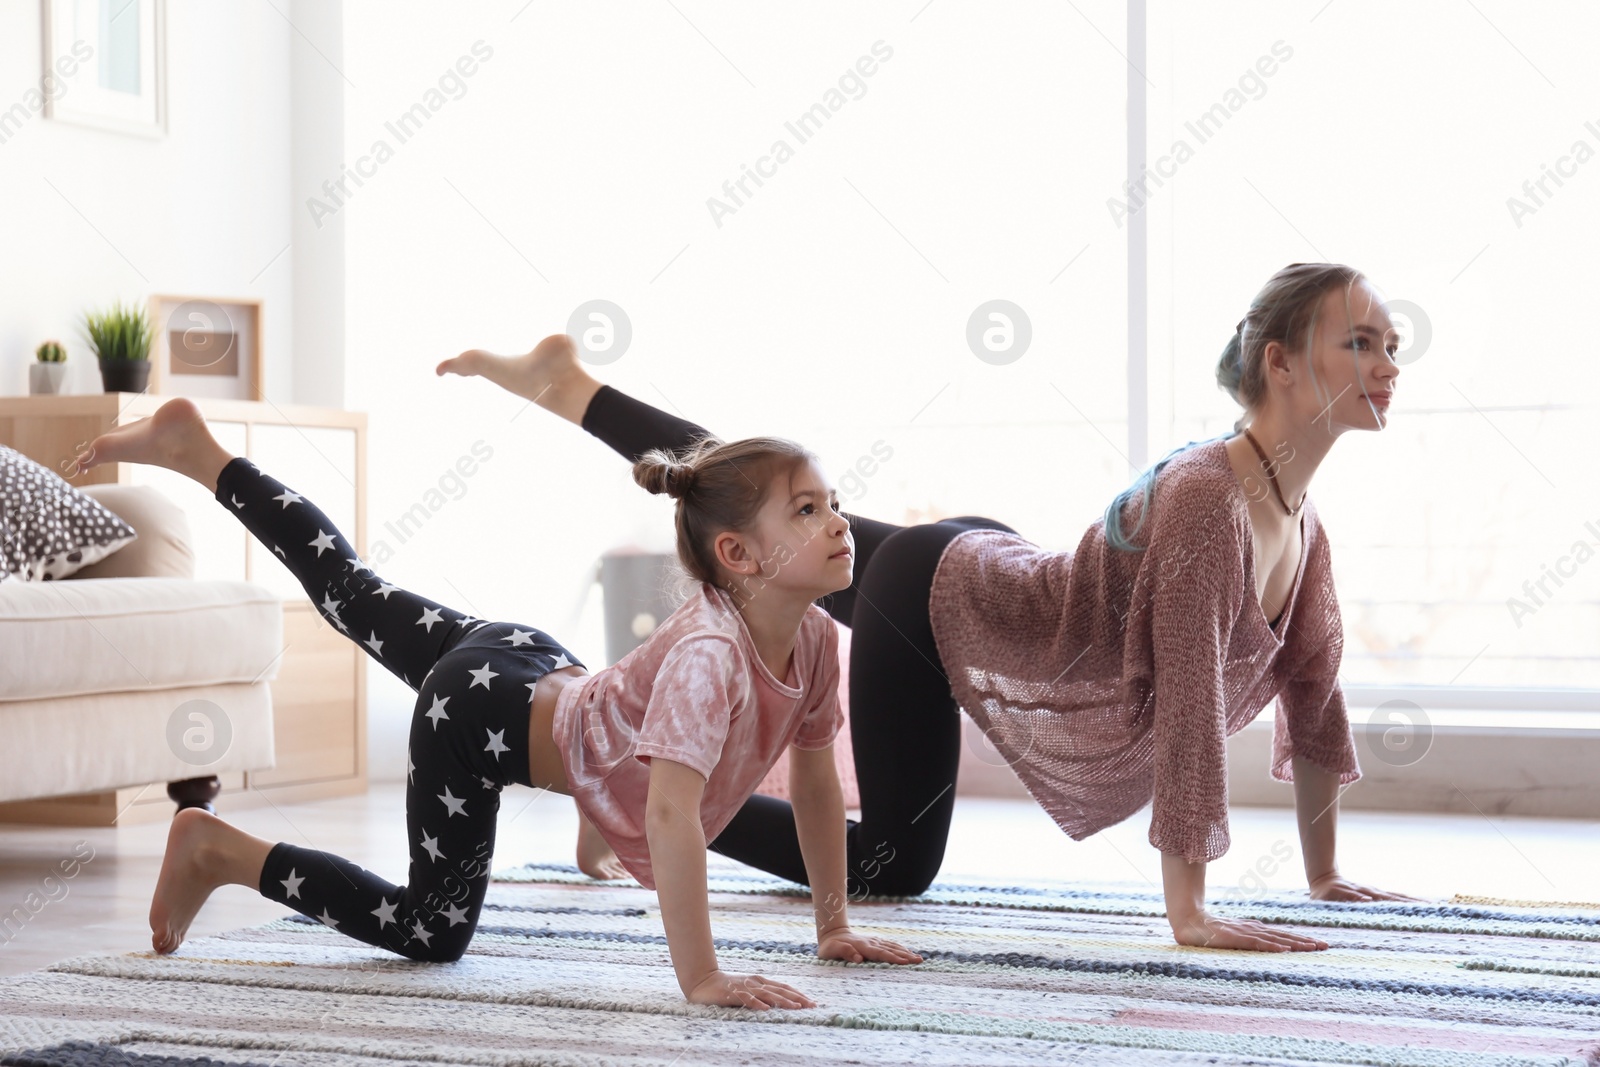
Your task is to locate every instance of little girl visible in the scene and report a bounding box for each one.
[74,398,920,1010]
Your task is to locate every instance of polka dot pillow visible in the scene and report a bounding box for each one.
[1,445,138,582]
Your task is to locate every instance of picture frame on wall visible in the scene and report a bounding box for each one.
[147,295,265,401]
[40,0,168,139]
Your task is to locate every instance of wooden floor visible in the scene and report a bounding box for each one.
[1,784,1595,978]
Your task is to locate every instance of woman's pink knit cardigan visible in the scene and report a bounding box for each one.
[928,437,1361,864]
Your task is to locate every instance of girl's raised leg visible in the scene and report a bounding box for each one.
[78,398,486,691]
[79,398,580,958]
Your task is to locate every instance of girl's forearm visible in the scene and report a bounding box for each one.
[645,814,719,994]
[1292,755,1340,884]
[792,775,850,937]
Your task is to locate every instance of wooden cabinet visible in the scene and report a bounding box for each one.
[0,393,368,824]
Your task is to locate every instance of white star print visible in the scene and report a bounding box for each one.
[308,529,337,556]
[317,908,340,928]
[329,613,349,634]
[372,897,399,928]
[458,615,480,629]
[417,606,444,632]
[420,829,445,862]
[424,694,450,729]
[364,631,384,656]
[274,545,287,559]
[280,869,304,899]
[407,750,416,785]
[374,582,399,598]
[441,903,470,927]
[346,555,374,575]
[480,776,496,790]
[550,652,573,670]
[470,620,491,632]
[502,629,536,647]
[438,786,467,818]
[410,918,433,946]
[321,593,343,618]
[230,494,245,510]
[273,489,305,508]
[468,663,499,690]
[484,728,509,760]
[526,681,539,699]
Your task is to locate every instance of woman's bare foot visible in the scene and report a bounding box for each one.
[435,333,600,425]
[71,397,234,492]
[576,808,630,880]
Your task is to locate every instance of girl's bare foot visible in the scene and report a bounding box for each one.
[71,397,234,492]
[576,808,630,880]
[435,333,600,425]
[148,807,273,954]
[148,808,227,954]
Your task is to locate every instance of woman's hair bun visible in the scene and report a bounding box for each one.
[632,450,695,499]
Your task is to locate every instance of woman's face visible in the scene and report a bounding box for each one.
[1277,280,1402,435]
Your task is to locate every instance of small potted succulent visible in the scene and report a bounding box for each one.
[83,300,154,394]
[30,340,68,395]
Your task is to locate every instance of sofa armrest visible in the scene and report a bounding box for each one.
[70,484,196,580]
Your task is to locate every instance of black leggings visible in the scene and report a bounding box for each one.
[582,385,1015,897]
[216,456,585,962]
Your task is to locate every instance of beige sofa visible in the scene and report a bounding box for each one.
[0,483,282,816]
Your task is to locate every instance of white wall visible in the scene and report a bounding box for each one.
[0,0,295,401]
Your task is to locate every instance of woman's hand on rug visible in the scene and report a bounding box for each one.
[687,969,816,1010]
[1170,911,1329,952]
[816,928,924,966]
[1307,872,1424,903]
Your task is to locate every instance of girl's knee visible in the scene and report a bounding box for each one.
[406,935,471,963]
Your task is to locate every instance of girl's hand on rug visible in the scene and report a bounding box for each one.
[817,928,924,966]
[688,970,816,1010]
[1308,873,1424,903]
[1170,911,1329,952]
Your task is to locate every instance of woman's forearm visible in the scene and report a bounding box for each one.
[1292,755,1340,885]
[1160,851,1209,927]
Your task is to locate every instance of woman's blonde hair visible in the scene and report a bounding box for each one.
[1104,262,1367,553]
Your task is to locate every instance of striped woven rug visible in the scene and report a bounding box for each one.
[1,859,1596,1066]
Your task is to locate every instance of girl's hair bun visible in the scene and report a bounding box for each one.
[632,450,696,499]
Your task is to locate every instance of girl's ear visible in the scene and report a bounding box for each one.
[713,530,759,575]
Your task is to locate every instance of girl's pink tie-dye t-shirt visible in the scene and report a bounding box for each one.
[551,582,843,889]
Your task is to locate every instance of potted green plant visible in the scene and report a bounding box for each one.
[83,300,154,394]
[30,340,69,395]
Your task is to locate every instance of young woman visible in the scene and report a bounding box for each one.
[72,401,920,1009]
[438,261,1421,954]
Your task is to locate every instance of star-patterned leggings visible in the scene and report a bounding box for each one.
[214,455,584,962]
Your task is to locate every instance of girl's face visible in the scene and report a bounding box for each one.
[1277,280,1402,435]
[717,459,854,603]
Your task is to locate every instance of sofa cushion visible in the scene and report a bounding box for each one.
[0,681,277,804]
[71,483,196,580]
[0,577,283,701]
[0,445,137,582]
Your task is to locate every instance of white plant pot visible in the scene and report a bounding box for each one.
[29,362,68,395]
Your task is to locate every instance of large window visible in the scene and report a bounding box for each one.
[1146,0,1600,699]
